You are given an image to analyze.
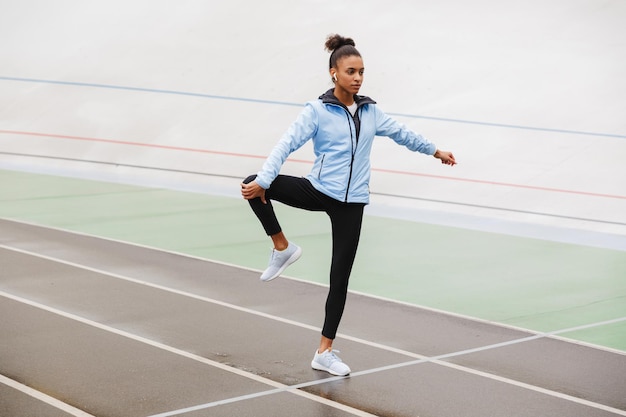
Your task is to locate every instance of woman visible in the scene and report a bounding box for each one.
[241,34,456,376]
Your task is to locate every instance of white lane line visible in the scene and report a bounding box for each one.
[0,374,96,417]
[3,216,624,357]
[153,317,626,417]
[0,290,377,417]
[2,244,626,416]
[0,243,431,363]
[7,291,622,417]
[347,317,626,416]
[4,243,624,361]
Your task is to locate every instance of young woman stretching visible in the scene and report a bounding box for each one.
[241,34,456,376]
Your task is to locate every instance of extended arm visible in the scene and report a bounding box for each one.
[375,106,456,166]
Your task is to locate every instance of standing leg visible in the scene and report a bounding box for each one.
[320,202,365,343]
[311,202,364,376]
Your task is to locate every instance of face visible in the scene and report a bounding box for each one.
[331,55,364,95]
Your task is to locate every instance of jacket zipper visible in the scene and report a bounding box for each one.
[344,109,358,202]
[319,91,373,202]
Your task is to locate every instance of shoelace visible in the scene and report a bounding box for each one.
[326,350,343,363]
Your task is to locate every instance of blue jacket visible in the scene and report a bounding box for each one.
[255,89,437,204]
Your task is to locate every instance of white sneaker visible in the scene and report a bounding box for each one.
[311,349,351,376]
[260,242,302,282]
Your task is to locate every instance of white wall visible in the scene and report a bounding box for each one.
[1,0,625,238]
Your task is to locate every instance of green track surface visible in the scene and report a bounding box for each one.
[2,169,625,351]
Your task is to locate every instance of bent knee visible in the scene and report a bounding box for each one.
[243,174,257,184]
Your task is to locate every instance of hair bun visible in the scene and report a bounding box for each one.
[324,34,356,53]
[324,34,361,69]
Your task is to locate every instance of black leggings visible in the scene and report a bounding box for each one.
[243,174,365,340]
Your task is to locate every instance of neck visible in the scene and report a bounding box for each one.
[333,87,354,107]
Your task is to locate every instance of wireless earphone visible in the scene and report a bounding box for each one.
[332,73,337,81]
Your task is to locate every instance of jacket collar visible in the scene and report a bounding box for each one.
[319,89,376,109]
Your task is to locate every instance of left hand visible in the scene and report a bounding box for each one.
[434,149,456,166]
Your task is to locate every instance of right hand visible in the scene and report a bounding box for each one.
[240,180,267,204]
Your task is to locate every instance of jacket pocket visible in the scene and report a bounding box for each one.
[318,154,325,179]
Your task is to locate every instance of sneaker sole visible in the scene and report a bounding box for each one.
[260,246,302,282]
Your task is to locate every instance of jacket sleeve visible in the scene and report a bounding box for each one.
[255,103,319,189]
[374,106,436,155]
